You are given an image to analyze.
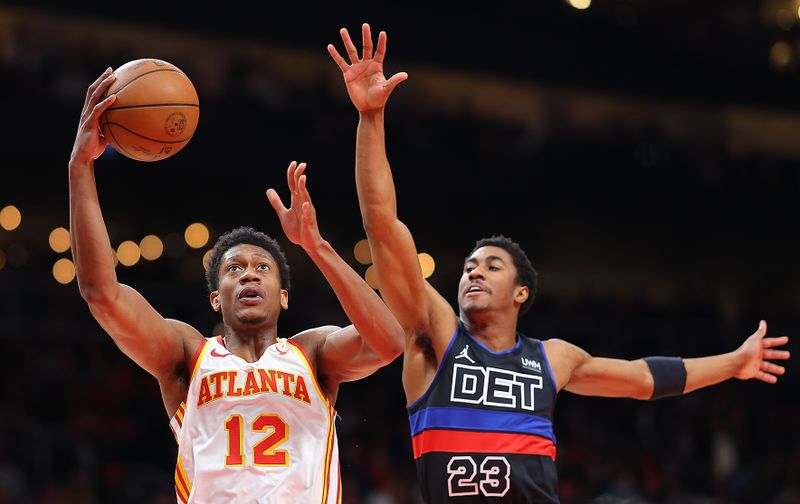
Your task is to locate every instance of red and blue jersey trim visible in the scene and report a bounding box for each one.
[412,428,556,460]
[409,406,555,440]
[409,406,556,461]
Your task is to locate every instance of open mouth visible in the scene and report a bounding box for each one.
[238,286,265,305]
[465,283,487,296]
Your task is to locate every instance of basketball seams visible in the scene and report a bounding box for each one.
[103,121,194,144]
[102,122,136,160]
[105,68,187,99]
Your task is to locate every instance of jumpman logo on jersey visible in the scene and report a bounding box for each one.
[455,345,475,363]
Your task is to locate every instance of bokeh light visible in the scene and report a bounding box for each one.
[117,240,141,266]
[567,0,591,10]
[49,227,71,253]
[354,239,372,265]
[0,205,22,231]
[770,41,792,68]
[52,258,76,284]
[418,252,436,279]
[185,223,210,249]
[140,235,164,261]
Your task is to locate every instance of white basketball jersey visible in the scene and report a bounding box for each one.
[169,336,340,503]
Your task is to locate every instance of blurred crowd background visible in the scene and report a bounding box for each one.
[0,2,798,503]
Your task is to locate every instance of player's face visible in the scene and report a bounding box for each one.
[210,243,288,327]
[458,246,528,316]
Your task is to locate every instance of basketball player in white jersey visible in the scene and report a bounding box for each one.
[69,68,405,503]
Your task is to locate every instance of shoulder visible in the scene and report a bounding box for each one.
[291,325,342,344]
[289,325,343,358]
[541,338,594,392]
[542,338,591,366]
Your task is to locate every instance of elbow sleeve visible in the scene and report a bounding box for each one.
[644,356,687,400]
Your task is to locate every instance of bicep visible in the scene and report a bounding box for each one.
[88,283,196,379]
[565,356,653,400]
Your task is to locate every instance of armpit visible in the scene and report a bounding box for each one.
[415,334,437,366]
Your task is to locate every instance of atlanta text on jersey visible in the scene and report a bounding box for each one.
[196,368,311,407]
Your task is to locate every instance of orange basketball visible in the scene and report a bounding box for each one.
[101,59,199,162]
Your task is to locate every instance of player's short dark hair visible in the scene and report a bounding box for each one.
[471,235,537,315]
[205,227,291,293]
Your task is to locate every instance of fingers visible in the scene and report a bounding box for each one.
[82,71,116,122]
[755,371,778,384]
[763,348,791,360]
[292,162,307,198]
[286,161,309,202]
[87,94,117,126]
[286,161,298,193]
[296,168,313,205]
[298,176,318,230]
[340,27,360,64]
[374,30,387,64]
[294,162,307,183]
[763,335,789,348]
[84,67,112,111]
[761,361,786,376]
[327,44,349,72]
[361,23,373,60]
[265,188,287,215]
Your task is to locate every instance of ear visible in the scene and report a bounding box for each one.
[280,289,289,310]
[210,290,221,312]
[514,285,529,308]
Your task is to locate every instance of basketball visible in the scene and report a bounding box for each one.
[100,58,199,162]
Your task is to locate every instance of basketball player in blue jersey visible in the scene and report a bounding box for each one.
[328,24,792,503]
[69,69,404,502]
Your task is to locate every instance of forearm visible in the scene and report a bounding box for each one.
[303,239,403,360]
[682,351,741,394]
[355,109,398,233]
[354,109,431,331]
[69,159,120,304]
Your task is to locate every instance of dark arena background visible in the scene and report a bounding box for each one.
[0,2,798,503]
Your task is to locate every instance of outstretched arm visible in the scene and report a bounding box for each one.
[328,24,455,346]
[267,162,404,384]
[547,321,790,399]
[69,68,202,415]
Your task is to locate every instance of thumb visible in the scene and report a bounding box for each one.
[266,189,287,215]
[385,72,408,95]
[757,320,767,337]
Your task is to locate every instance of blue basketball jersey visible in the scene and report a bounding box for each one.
[408,322,559,503]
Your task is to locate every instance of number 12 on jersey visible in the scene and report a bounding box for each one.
[224,414,289,466]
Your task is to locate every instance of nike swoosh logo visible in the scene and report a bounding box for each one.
[210,348,233,358]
